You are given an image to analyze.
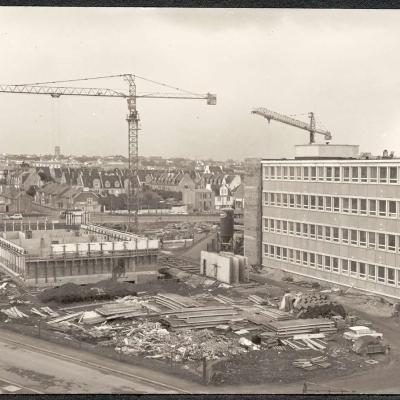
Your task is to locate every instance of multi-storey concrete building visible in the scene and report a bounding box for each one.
[246,144,400,299]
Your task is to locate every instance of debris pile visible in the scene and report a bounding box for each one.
[293,355,331,370]
[280,292,346,319]
[1,306,29,319]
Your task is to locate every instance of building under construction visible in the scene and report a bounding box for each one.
[0,224,159,287]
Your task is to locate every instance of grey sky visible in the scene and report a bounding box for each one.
[0,8,400,160]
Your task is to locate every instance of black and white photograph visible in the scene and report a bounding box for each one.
[0,6,399,395]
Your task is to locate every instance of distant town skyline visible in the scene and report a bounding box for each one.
[1,9,400,159]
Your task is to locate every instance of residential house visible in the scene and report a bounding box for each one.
[182,188,215,212]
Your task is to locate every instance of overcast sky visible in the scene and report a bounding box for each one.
[0,8,400,160]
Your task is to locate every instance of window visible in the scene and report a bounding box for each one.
[296,195,302,208]
[369,166,377,183]
[359,263,366,279]
[390,167,397,184]
[379,200,387,217]
[264,192,269,205]
[332,257,339,273]
[350,260,357,277]
[270,245,275,258]
[325,197,332,212]
[296,167,302,180]
[289,222,294,235]
[368,232,376,249]
[326,167,333,181]
[303,167,309,180]
[334,167,340,181]
[270,219,275,232]
[270,193,275,206]
[276,193,282,206]
[309,253,316,268]
[311,167,317,181]
[270,167,275,179]
[368,265,376,281]
[310,224,316,239]
[318,196,324,211]
[354,199,365,217]
[282,220,288,234]
[360,166,368,182]
[264,218,269,231]
[343,166,350,182]
[282,193,288,207]
[282,247,287,260]
[359,231,366,247]
[342,229,349,244]
[369,199,377,216]
[351,229,358,245]
[296,250,301,264]
[341,259,349,274]
[264,244,269,255]
[303,223,308,237]
[289,167,295,180]
[333,197,340,212]
[388,234,396,252]
[351,167,359,182]
[378,233,386,250]
[342,198,350,213]
[378,266,385,283]
[302,252,308,266]
[325,226,331,241]
[276,220,281,233]
[379,167,387,183]
[317,225,323,240]
[351,198,358,214]
[310,195,316,210]
[296,223,301,236]
[317,254,323,269]
[283,166,288,180]
[289,194,295,208]
[388,268,395,285]
[303,195,309,209]
[264,167,269,180]
[333,227,339,242]
[389,201,397,217]
[318,166,324,181]
[276,247,281,260]
[324,256,331,271]
[289,249,294,262]
[276,166,282,179]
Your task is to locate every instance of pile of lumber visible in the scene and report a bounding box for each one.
[266,318,337,337]
[214,295,238,305]
[154,293,200,310]
[248,295,270,305]
[255,306,291,321]
[160,305,240,330]
[1,306,28,319]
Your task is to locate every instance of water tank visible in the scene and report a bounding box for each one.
[220,208,234,243]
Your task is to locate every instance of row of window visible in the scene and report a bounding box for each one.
[263,244,399,286]
[264,217,400,252]
[264,192,399,218]
[263,165,400,184]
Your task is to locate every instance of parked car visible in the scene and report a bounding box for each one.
[344,326,383,341]
[8,213,23,220]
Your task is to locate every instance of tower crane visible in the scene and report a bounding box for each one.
[252,107,332,144]
[0,74,217,232]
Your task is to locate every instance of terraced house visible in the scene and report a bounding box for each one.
[246,143,400,300]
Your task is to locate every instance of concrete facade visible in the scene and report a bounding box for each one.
[0,224,159,287]
[260,156,400,299]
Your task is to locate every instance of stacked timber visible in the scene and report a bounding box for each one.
[96,302,149,320]
[266,318,337,337]
[155,293,201,310]
[160,305,240,330]
[248,295,273,306]
[255,306,291,321]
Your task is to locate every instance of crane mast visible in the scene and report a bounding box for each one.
[252,107,332,144]
[0,74,216,233]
